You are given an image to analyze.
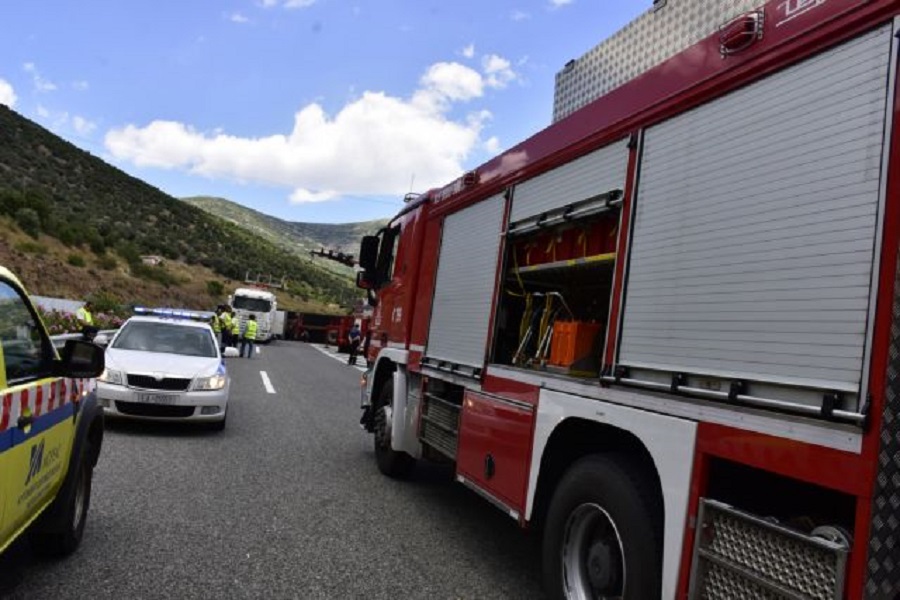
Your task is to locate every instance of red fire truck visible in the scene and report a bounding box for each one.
[355,1,900,597]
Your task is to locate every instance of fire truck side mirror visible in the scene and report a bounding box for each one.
[359,236,379,272]
[356,271,374,290]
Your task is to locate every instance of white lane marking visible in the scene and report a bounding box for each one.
[260,371,276,394]
[256,346,261,355]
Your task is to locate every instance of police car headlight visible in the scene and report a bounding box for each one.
[194,370,227,391]
[98,368,125,385]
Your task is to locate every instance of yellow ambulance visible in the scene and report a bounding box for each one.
[0,266,105,556]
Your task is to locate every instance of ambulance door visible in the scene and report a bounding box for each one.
[0,279,71,550]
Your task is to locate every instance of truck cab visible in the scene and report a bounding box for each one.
[357,195,430,363]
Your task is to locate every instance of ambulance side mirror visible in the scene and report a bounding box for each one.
[55,339,105,379]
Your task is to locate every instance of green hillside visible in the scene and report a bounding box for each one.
[0,105,356,305]
[184,196,388,276]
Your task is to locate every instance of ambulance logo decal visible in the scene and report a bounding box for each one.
[25,440,44,486]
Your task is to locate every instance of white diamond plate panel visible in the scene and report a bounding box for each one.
[553,0,763,122]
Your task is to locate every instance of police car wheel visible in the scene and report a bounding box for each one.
[373,381,415,479]
[32,450,93,557]
[208,411,227,432]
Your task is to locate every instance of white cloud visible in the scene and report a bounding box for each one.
[461,44,475,59]
[260,0,316,8]
[72,80,89,91]
[230,12,249,23]
[484,136,501,154]
[36,104,50,117]
[549,0,573,7]
[511,10,531,21]
[104,57,519,203]
[22,62,57,92]
[482,55,518,89]
[73,115,97,135]
[0,79,16,107]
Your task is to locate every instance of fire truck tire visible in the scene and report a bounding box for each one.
[31,445,94,557]
[542,454,661,600]
[374,381,415,479]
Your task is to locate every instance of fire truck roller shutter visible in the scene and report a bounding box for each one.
[425,194,505,369]
[509,137,630,226]
[618,24,894,406]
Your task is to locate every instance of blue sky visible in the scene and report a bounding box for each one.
[0,1,650,223]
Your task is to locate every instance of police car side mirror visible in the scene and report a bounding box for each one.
[54,339,105,379]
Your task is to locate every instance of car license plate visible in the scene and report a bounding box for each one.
[136,393,178,405]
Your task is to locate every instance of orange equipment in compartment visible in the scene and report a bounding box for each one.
[549,321,604,374]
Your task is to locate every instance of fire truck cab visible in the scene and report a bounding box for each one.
[357,1,900,597]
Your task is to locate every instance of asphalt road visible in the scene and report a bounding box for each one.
[0,342,545,600]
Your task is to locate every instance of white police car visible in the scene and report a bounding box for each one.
[96,311,230,430]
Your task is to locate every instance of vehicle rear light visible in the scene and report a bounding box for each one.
[719,11,764,56]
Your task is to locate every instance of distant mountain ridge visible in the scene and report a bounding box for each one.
[184,196,389,274]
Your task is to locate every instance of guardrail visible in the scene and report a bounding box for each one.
[50,330,119,349]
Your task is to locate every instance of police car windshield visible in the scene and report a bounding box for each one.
[112,321,217,358]
[232,297,271,312]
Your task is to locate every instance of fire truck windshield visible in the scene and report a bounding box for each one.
[233,297,272,312]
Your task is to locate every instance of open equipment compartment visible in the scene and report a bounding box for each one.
[492,192,622,377]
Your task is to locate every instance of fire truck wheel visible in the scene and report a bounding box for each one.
[373,381,415,479]
[542,454,661,600]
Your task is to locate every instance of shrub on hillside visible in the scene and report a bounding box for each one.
[67,253,86,267]
[15,240,46,255]
[206,280,224,297]
[97,254,118,270]
[130,262,183,287]
[14,207,41,238]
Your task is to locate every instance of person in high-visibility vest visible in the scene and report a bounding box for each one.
[220,308,233,351]
[230,309,241,349]
[76,301,98,341]
[240,315,258,358]
[211,306,223,349]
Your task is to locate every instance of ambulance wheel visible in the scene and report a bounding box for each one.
[373,381,415,479]
[32,448,93,557]
[542,454,661,600]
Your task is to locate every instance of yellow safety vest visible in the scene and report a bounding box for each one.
[211,314,222,333]
[231,317,240,335]
[76,307,93,325]
[245,320,258,340]
[221,312,232,330]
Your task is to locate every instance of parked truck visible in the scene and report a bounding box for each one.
[354,1,900,597]
[229,287,278,342]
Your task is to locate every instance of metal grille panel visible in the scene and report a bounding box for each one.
[865,249,900,598]
[690,500,847,599]
[115,401,195,418]
[553,0,761,121]
[127,374,192,391]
